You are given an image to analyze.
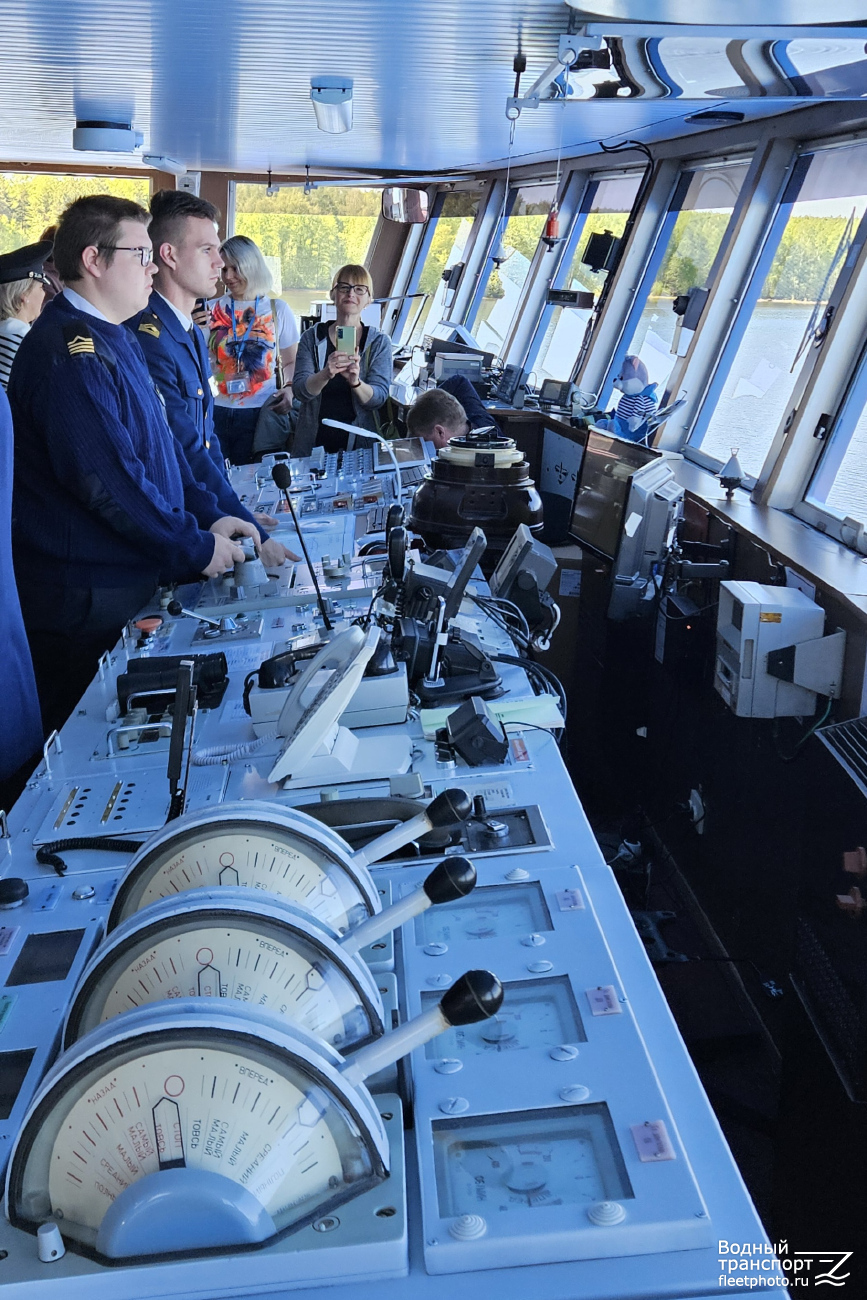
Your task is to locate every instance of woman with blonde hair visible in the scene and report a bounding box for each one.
[207,234,299,464]
[292,263,392,456]
[0,241,52,389]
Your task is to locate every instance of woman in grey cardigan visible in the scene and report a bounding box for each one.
[291,263,392,457]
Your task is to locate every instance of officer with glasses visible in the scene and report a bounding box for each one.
[9,194,262,737]
[292,262,392,457]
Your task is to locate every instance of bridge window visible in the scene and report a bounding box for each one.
[803,350,867,534]
[619,161,748,400]
[232,183,381,323]
[690,142,867,480]
[470,182,557,360]
[0,171,149,252]
[533,174,642,385]
[400,188,485,348]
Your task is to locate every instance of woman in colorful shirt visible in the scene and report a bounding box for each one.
[207,235,299,464]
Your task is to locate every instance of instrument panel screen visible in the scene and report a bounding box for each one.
[6,929,85,986]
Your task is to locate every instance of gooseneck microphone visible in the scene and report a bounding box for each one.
[271,462,333,631]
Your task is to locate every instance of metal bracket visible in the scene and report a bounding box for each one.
[97,649,113,681]
[41,730,63,776]
[506,28,605,119]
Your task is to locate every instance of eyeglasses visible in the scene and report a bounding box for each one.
[100,245,154,267]
[334,282,369,297]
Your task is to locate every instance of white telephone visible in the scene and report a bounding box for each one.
[268,625,412,786]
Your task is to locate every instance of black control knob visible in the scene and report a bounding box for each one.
[422,857,476,905]
[0,877,29,909]
[440,971,504,1026]
[425,788,472,828]
[472,795,487,818]
[166,600,182,617]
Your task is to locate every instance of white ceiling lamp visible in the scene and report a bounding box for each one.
[72,120,143,152]
[311,77,353,133]
[565,0,867,19]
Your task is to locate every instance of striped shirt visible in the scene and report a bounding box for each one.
[0,317,29,390]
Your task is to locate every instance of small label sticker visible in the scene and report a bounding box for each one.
[38,884,61,912]
[586,985,621,1015]
[0,994,14,1034]
[510,737,529,763]
[631,1120,676,1162]
[0,926,19,956]
[556,888,584,911]
[759,612,782,623]
[559,568,582,599]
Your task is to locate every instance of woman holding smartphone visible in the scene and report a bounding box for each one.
[292,264,392,456]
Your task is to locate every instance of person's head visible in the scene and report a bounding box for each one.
[0,277,45,325]
[613,354,650,396]
[219,235,272,299]
[406,387,469,450]
[0,240,53,325]
[148,191,222,304]
[53,194,156,322]
[330,263,373,323]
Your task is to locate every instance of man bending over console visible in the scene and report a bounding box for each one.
[10,194,260,735]
[406,378,501,450]
[127,190,297,570]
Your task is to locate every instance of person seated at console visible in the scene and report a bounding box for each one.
[407,377,501,450]
[292,264,392,457]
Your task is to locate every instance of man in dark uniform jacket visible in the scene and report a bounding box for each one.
[127,190,295,568]
[10,194,259,736]
[0,244,46,808]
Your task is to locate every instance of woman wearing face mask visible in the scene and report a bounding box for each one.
[291,264,392,457]
[207,235,299,465]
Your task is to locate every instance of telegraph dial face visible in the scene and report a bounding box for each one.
[65,897,383,1051]
[108,806,379,936]
[9,1006,387,1261]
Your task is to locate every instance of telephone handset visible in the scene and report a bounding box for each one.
[268,626,380,782]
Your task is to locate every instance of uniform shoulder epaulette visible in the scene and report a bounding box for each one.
[62,321,96,356]
[137,311,161,339]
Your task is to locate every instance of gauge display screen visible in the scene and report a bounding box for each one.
[11,1026,382,1255]
[421,977,585,1058]
[415,883,552,944]
[0,1048,35,1119]
[432,1105,633,1217]
[111,820,374,935]
[67,911,379,1050]
[6,930,85,986]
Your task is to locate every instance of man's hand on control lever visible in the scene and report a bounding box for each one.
[203,531,246,577]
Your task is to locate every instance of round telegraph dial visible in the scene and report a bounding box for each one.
[64,889,386,1052]
[8,1001,389,1262]
[108,802,380,935]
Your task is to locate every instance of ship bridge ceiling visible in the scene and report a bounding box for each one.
[0,0,864,176]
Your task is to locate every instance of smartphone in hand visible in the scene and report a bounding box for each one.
[335,324,357,354]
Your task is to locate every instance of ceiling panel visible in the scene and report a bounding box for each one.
[0,1,856,176]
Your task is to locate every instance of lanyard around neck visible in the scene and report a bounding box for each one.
[229,296,261,354]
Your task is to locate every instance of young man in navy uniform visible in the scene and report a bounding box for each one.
[128,190,296,569]
[10,194,259,735]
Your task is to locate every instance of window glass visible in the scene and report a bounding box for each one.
[622,163,748,397]
[535,176,641,384]
[806,384,867,526]
[695,143,867,477]
[474,183,557,359]
[233,184,380,320]
[0,172,149,250]
[407,189,484,346]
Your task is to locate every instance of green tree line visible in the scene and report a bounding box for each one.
[0,173,148,253]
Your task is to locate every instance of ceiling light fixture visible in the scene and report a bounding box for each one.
[310,77,353,133]
[72,120,144,152]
